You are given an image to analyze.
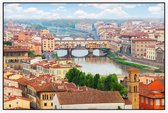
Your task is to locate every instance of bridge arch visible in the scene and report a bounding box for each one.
[62,37,73,40]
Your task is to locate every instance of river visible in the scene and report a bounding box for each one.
[54,49,128,76]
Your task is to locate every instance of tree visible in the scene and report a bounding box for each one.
[4,41,12,46]
[104,75,113,91]
[28,51,36,57]
[52,52,58,60]
[86,73,94,88]
[41,54,46,59]
[93,74,100,89]
[97,76,105,90]
[79,72,86,86]
[65,68,81,83]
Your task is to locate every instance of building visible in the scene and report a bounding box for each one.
[155,28,164,42]
[131,38,157,58]
[4,96,31,109]
[139,75,164,85]
[127,68,140,109]
[4,86,22,97]
[4,78,19,88]
[145,45,156,60]
[18,32,32,41]
[16,74,97,109]
[40,29,50,36]
[4,70,24,80]
[13,40,42,55]
[52,90,132,109]
[75,22,92,32]
[139,79,165,109]
[42,34,55,52]
[22,58,81,78]
[155,47,164,63]
[4,46,29,69]
[110,39,122,52]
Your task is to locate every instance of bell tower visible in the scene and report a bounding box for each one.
[127,68,140,109]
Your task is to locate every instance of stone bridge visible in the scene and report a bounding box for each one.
[55,40,111,49]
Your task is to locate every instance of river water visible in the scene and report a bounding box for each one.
[54,50,128,76]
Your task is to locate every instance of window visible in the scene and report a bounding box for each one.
[150,99,153,106]
[156,99,160,106]
[44,103,47,106]
[162,99,164,105]
[146,98,148,104]
[141,97,144,103]
[9,104,11,108]
[51,102,53,106]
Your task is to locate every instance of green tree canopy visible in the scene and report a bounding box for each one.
[52,53,59,60]
[28,51,36,57]
[65,68,128,97]
[93,74,100,89]
[4,41,12,46]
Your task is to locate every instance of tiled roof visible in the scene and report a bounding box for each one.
[140,79,165,98]
[131,38,156,41]
[4,96,31,102]
[4,86,20,90]
[56,91,124,105]
[4,46,29,52]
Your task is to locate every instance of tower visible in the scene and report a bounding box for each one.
[127,68,140,109]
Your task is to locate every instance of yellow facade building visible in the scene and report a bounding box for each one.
[42,35,55,52]
[145,45,156,60]
[4,96,31,109]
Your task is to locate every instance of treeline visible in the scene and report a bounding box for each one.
[65,68,128,97]
[28,51,45,59]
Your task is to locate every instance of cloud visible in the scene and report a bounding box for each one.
[74,7,129,19]
[148,4,164,14]
[4,4,60,19]
[4,3,163,20]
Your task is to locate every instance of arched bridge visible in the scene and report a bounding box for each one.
[55,40,111,49]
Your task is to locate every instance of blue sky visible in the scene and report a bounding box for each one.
[4,3,164,19]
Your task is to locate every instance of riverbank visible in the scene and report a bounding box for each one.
[107,51,163,73]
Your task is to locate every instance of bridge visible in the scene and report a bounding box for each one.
[55,40,111,49]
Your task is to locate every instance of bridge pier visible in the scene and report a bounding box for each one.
[88,48,93,53]
[67,48,72,57]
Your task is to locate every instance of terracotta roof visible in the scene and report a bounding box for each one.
[121,33,147,37]
[4,46,29,52]
[131,38,156,41]
[15,78,35,86]
[36,82,67,92]
[4,96,31,102]
[4,86,20,90]
[56,91,124,105]
[140,79,165,98]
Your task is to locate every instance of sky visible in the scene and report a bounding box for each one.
[4,3,164,20]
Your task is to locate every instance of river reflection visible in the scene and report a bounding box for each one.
[74,57,128,76]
